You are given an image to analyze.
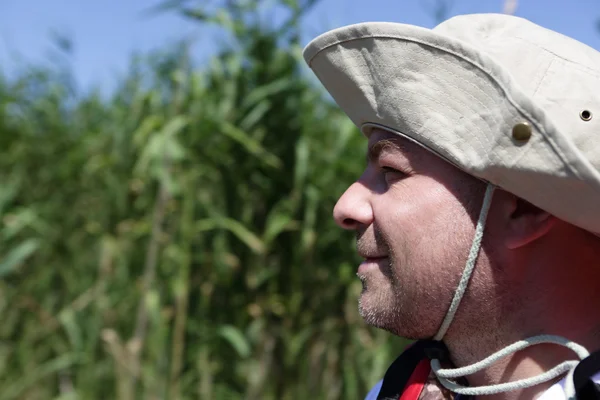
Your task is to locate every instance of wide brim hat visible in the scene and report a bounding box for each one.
[303,13,600,235]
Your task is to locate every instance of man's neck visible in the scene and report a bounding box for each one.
[440,237,600,399]
[444,338,579,400]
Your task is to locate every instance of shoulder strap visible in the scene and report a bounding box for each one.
[377,340,471,400]
[574,349,600,399]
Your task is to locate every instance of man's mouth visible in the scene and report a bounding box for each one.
[358,252,387,261]
[358,256,388,274]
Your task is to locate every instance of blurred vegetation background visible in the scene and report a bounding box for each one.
[0,0,410,398]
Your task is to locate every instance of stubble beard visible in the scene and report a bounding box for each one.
[355,177,490,339]
[356,226,410,336]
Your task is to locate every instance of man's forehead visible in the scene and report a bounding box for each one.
[367,129,484,185]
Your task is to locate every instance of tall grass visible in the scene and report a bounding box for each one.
[0,1,409,398]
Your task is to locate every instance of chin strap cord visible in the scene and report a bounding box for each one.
[432,335,589,396]
[433,184,495,341]
[430,183,589,399]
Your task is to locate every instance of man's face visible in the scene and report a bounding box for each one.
[333,128,487,339]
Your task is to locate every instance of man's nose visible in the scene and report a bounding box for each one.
[333,181,374,230]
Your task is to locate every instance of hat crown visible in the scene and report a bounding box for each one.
[434,14,600,76]
[302,14,600,233]
[435,14,600,172]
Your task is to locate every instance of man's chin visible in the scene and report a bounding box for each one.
[358,291,427,340]
[358,292,397,332]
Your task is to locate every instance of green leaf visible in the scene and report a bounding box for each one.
[134,116,188,176]
[181,8,211,21]
[263,202,298,246]
[0,174,21,217]
[263,213,294,245]
[58,309,83,351]
[1,208,45,239]
[218,325,251,359]
[132,114,162,149]
[246,267,277,290]
[140,0,188,17]
[240,77,293,110]
[197,218,265,254]
[52,393,78,400]
[239,100,270,132]
[162,115,188,138]
[2,353,83,400]
[294,136,309,191]
[218,121,282,169]
[286,326,314,366]
[0,239,39,278]
[301,185,320,252]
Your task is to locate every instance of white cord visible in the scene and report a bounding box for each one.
[429,183,590,397]
[434,360,578,396]
[430,335,589,396]
[434,335,589,378]
[433,184,495,341]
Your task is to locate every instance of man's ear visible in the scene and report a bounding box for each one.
[502,194,558,249]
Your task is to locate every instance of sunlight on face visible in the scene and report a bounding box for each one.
[333,129,486,339]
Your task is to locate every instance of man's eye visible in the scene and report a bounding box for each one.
[381,166,405,182]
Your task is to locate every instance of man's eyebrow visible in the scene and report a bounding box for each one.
[366,139,405,164]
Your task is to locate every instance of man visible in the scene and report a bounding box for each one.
[302,13,600,400]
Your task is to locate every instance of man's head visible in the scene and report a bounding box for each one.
[334,128,600,342]
[303,13,600,342]
[305,12,600,397]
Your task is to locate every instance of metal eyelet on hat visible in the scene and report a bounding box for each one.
[512,122,532,142]
[580,110,592,121]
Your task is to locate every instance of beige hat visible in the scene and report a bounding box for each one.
[303,13,600,235]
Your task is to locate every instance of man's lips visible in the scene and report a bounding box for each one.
[358,256,388,274]
[358,253,387,261]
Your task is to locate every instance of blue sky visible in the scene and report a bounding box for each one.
[1,0,599,93]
